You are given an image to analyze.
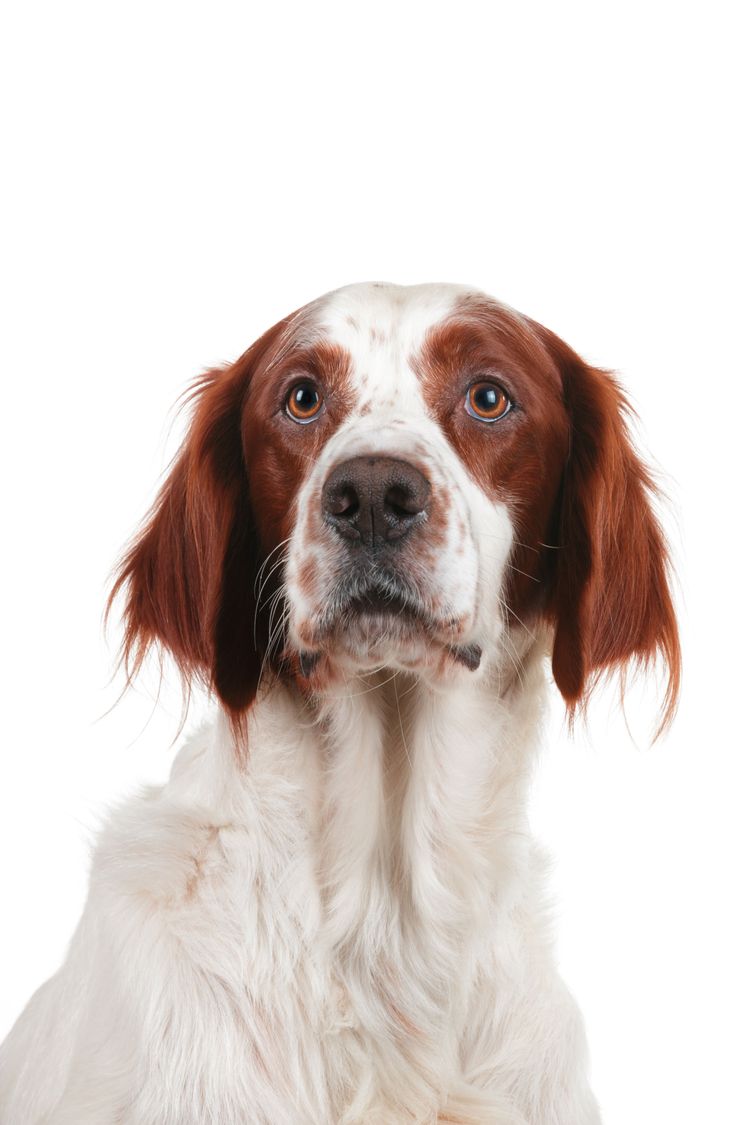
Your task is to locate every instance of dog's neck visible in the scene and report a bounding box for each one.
[171,631,548,941]
[313,653,545,943]
[165,634,549,1077]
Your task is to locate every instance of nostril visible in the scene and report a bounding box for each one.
[329,485,359,519]
[384,484,424,519]
[324,479,363,541]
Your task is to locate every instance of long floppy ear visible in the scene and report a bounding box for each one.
[539,328,681,735]
[109,352,268,719]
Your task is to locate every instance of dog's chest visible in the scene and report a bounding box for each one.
[124,691,532,1120]
[158,790,494,1120]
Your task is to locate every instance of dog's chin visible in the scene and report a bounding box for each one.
[297,605,483,682]
[333,609,434,670]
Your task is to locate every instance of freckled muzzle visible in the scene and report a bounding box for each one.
[290,453,483,679]
[322,456,431,551]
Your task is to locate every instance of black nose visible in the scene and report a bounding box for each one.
[323,456,431,549]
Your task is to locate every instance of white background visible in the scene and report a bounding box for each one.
[1,2,747,1122]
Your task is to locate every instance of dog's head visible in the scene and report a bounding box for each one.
[111,283,679,729]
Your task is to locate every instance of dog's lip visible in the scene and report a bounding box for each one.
[297,576,483,672]
[296,641,483,677]
[298,650,320,678]
[296,580,483,675]
[346,586,424,618]
[448,643,483,671]
[322,573,433,628]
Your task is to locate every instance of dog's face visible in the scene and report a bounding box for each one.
[113,283,679,728]
[271,285,567,684]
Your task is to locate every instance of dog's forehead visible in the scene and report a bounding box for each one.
[311,282,479,409]
[315,281,476,341]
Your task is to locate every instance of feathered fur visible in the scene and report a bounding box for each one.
[0,283,679,1124]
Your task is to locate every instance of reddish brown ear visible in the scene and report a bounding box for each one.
[109,357,266,717]
[539,329,681,734]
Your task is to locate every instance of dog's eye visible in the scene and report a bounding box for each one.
[286,382,323,423]
[465,382,512,422]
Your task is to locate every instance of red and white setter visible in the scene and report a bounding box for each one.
[0,283,679,1124]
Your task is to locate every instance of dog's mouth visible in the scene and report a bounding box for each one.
[346,582,426,622]
[328,571,433,631]
[297,571,482,676]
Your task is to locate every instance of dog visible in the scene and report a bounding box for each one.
[0,283,679,1124]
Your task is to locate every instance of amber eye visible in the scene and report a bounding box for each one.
[465,381,512,422]
[286,382,323,423]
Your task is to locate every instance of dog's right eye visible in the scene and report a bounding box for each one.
[286,382,323,424]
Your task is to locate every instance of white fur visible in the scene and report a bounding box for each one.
[0,284,601,1124]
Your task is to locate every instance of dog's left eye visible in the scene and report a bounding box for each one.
[465,381,512,422]
[286,382,323,423]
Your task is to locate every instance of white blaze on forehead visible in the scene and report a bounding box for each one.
[312,281,479,416]
[316,280,476,341]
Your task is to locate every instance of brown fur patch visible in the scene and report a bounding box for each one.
[109,317,355,723]
[416,298,680,731]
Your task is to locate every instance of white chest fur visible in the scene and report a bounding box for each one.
[0,660,600,1125]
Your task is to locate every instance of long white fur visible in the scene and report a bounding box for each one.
[0,284,601,1124]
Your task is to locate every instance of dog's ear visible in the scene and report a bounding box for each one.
[109,331,280,719]
[538,328,681,735]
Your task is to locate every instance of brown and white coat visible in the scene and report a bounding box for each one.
[0,283,679,1124]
